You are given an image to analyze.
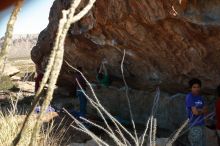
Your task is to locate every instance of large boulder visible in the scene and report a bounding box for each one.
[31,0,220,140]
[86,87,188,133]
[31,0,220,93]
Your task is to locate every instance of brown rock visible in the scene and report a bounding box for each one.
[31,0,220,93]
[16,81,35,93]
[11,75,21,81]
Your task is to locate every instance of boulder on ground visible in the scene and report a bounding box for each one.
[16,81,35,93]
[2,64,20,77]
[10,75,21,81]
[205,127,218,146]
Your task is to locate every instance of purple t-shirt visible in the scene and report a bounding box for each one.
[185,93,205,126]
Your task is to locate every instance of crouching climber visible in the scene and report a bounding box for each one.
[185,78,208,146]
[96,61,110,88]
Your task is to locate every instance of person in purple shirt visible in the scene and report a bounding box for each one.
[186,78,208,146]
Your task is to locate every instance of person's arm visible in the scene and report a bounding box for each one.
[98,64,103,74]
[191,107,203,115]
[191,106,207,116]
[102,63,108,76]
[203,106,208,115]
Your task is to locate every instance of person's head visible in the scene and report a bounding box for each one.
[189,78,202,95]
[217,85,220,97]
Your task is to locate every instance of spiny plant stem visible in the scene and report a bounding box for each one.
[166,119,189,146]
[13,0,97,145]
[121,49,139,145]
[0,0,23,75]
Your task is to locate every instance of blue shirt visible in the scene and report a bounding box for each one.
[185,93,205,126]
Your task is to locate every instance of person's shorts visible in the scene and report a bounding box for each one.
[188,126,206,146]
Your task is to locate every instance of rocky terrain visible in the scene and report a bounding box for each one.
[0,34,38,59]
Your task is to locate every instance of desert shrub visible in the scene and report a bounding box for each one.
[0,106,65,146]
[0,75,14,91]
[0,112,39,146]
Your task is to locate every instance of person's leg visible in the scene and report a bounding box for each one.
[201,126,206,146]
[188,127,193,146]
[188,126,203,146]
[78,91,87,118]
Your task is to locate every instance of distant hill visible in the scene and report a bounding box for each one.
[0,34,38,59]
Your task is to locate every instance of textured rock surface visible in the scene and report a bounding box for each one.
[30,1,220,137]
[32,0,220,93]
[86,86,188,132]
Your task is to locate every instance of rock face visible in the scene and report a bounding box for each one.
[0,34,38,59]
[32,0,220,93]
[31,0,220,139]
[86,87,188,133]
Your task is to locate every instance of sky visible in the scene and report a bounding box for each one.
[0,0,54,37]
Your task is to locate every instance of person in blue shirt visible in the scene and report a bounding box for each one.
[186,78,208,146]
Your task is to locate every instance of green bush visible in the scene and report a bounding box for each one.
[0,75,14,91]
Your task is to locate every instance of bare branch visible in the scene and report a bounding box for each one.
[0,0,24,74]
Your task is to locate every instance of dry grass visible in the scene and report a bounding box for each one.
[0,101,62,146]
[0,111,39,146]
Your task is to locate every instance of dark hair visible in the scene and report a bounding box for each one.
[188,78,202,88]
[217,85,220,97]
